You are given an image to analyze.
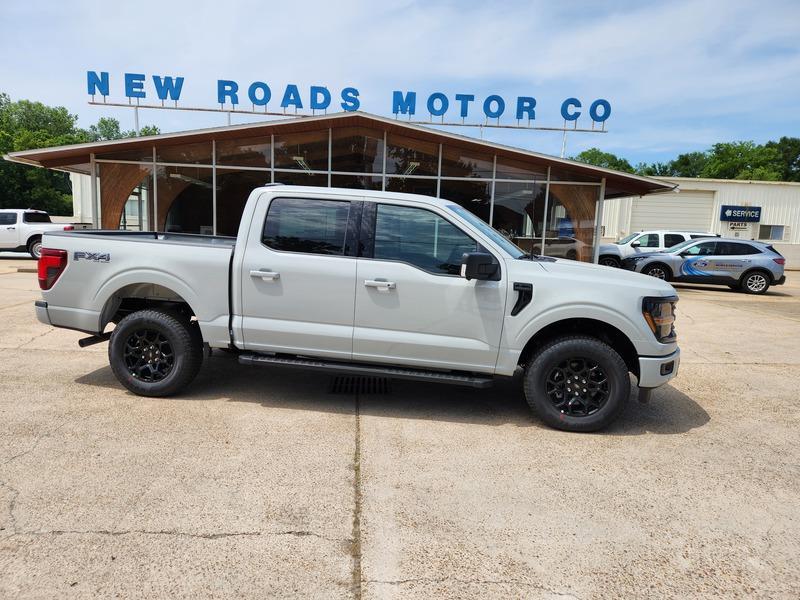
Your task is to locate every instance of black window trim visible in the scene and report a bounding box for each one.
[358,200,501,279]
[259,195,362,258]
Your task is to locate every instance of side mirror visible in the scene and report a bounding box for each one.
[630,241,641,248]
[460,252,498,281]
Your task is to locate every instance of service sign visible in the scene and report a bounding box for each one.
[85,71,612,127]
[720,205,761,222]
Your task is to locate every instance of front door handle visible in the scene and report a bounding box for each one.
[364,279,396,291]
[250,269,280,281]
[6,227,14,230]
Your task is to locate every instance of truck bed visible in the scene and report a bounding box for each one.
[39,230,236,346]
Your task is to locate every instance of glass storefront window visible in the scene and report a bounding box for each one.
[440,145,493,178]
[385,133,438,176]
[158,165,214,234]
[216,136,271,168]
[438,179,491,224]
[273,170,328,187]
[543,184,599,261]
[273,130,329,171]
[495,156,547,180]
[491,182,546,254]
[385,176,437,197]
[98,162,152,230]
[331,174,382,190]
[157,142,213,164]
[216,168,271,236]
[331,127,384,173]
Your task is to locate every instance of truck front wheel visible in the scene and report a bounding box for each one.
[109,309,203,397]
[523,336,630,432]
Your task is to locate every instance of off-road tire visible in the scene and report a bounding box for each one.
[523,335,630,432]
[109,309,203,397]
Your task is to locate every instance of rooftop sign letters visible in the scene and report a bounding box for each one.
[86,71,612,130]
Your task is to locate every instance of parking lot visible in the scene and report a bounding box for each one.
[1,254,799,599]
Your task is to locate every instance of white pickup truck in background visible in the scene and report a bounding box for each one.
[34,186,680,432]
[0,209,91,258]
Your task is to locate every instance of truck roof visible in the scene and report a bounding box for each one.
[255,185,453,209]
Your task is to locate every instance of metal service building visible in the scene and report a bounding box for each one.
[5,111,674,262]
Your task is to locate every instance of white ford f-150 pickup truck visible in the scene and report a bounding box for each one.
[35,186,680,432]
[0,209,91,258]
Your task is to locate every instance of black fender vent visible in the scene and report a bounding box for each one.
[328,376,391,395]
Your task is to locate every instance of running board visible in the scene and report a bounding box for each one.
[238,354,494,388]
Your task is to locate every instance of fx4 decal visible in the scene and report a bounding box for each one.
[74,251,110,263]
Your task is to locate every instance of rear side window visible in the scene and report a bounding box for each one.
[683,241,717,255]
[23,212,51,223]
[0,212,17,225]
[262,197,350,255]
[373,204,478,275]
[718,242,760,255]
[664,233,685,247]
[636,233,660,247]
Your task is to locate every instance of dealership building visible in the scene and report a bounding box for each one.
[5,110,800,263]
[5,111,674,262]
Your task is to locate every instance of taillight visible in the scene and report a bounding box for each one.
[63,225,74,231]
[773,258,786,265]
[38,248,68,290]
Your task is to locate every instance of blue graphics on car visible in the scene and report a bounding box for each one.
[620,238,786,295]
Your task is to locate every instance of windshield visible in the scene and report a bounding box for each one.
[447,205,525,259]
[616,232,639,245]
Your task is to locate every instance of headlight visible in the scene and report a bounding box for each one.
[642,296,678,343]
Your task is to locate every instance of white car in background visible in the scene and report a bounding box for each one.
[0,209,90,258]
[598,230,720,268]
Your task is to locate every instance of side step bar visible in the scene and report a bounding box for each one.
[238,354,494,388]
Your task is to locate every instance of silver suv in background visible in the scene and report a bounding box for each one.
[622,238,786,294]
[598,230,719,268]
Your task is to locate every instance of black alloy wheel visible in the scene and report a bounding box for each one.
[599,256,620,268]
[545,357,609,417]
[123,329,175,382]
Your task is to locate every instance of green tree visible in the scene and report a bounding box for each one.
[765,136,800,181]
[665,151,709,178]
[571,147,635,173]
[700,141,782,181]
[0,95,159,215]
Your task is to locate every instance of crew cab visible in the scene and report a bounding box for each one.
[598,230,719,268]
[0,209,90,258]
[34,186,681,432]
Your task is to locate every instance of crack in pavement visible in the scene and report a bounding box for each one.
[0,480,20,535]
[365,576,581,597]
[2,422,66,467]
[4,528,344,543]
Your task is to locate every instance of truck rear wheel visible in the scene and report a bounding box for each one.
[109,309,203,397]
[28,236,42,259]
[523,336,630,432]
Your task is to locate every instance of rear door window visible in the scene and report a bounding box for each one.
[262,197,351,256]
[718,242,761,255]
[664,233,685,247]
[683,241,717,256]
[23,212,51,223]
[0,212,17,225]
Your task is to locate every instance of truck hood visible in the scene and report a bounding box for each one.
[598,243,620,255]
[515,257,677,297]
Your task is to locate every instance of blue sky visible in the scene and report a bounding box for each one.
[1,0,799,164]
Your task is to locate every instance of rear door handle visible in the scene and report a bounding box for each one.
[6,227,14,230]
[250,269,280,281]
[364,279,396,291]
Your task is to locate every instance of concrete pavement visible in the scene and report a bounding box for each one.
[1,268,799,598]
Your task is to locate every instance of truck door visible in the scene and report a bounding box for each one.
[711,241,758,281]
[0,212,19,248]
[239,195,360,359]
[353,202,506,373]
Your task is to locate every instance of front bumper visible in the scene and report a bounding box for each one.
[638,348,680,389]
